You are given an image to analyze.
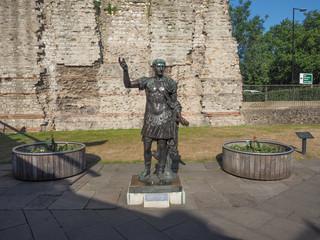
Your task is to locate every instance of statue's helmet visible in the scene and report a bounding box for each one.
[152,59,166,67]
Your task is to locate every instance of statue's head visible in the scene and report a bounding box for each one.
[152,59,166,77]
[152,59,166,68]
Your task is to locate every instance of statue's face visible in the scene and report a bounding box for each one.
[153,63,166,77]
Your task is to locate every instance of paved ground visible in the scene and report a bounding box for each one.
[0,159,320,240]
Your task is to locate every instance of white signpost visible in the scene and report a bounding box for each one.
[299,73,313,84]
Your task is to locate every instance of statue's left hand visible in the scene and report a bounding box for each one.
[180,117,189,127]
[118,57,128,72]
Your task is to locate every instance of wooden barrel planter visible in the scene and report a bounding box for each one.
[12,142,86,181]
[222,140,294,180]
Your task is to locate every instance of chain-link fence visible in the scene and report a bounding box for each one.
[243,85,320,102]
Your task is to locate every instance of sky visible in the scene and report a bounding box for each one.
[230,0,320,32]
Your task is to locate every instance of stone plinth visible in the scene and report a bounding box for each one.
[127,175,185,208]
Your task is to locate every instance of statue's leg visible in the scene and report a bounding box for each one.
[139,137,152,180]
[157,139,167,179]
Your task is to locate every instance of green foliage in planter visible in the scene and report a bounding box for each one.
[26,144,80,153]
[229,139,282,153]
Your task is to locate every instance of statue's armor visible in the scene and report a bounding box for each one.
[138,77,177,140]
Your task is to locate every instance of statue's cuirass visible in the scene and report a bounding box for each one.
[144,80,172,127]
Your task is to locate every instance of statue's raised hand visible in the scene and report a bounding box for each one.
[118,57,128,72]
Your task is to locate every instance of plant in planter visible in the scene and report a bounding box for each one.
[228,136,282,153]
[222,137,294,180]
[27,134,80,153]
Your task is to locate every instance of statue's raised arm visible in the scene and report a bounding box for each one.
[118,57,139,88]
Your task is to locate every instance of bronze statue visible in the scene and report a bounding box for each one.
[119,58,189,184]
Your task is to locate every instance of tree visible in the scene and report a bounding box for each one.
[295,10,320,84]
[229,0,268,85]
[263,19,297,84]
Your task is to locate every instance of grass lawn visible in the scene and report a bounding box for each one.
[1,125,319,164]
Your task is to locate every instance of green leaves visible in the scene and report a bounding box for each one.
[229,1,320,85]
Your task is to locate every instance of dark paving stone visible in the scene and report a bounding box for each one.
[179,163,206,171]
[183,182,212,193]
[203,161,221,170]
[48,190,94,209]
[191,191,231,208]
[292,166,317,180]
[257,217,320,240]
[163,219,234,240]
[224,193,257,207]
[254,201,294,218]
[24,195,58,210]
[0,224,33,240]
[116,219,170,240]
[24,210,68,240]
[0,195,37,209]
[51,210,103,233]
[0,164,11,171]
[0,210,26,230]
[67,222,126,240]
[0,178,22,189]
[133,209,191,231]
[95,209,139,227]
[213,208,275,229]
[86,189,121,209]
[188,209,272,240]
[3,182,53,195]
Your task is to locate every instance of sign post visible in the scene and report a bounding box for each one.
[299,73,313,84]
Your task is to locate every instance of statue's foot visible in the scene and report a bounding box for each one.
[139,169,150,181]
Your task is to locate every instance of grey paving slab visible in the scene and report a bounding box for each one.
[67,221,126,240]
[0,210,26,230]
[95,208,139,227]
[305,173,320,187]
[280,173,304,187]
[24,195,58,210]
[0,195,37,210]
[163,219,231,240]
[51,209,103,233]
[116,219,171,240]
[0,164,11,170]
[48,189,94,209]
[187,209,272,240]
[191,191,231,208]
[85,189,122,209]
[0,170,10,178]
[3,182,53,195]
[203,161,221,170]
[132,209,191,231]
[24,210,68,240]
[223,193,257,207]
[0,177,22,188]
[239,181,289,197]
[0,224,34,240]
[211,183,245,194]
[256,216,320,240]
[183,182,213,193]
[253,201,294,218]
[213,207,275,229]
[116,188,130,208]
[292,166,317,180]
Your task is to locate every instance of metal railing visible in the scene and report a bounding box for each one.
[243,85,320,102]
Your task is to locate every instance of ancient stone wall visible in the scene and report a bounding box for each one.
[0,0,243,132]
